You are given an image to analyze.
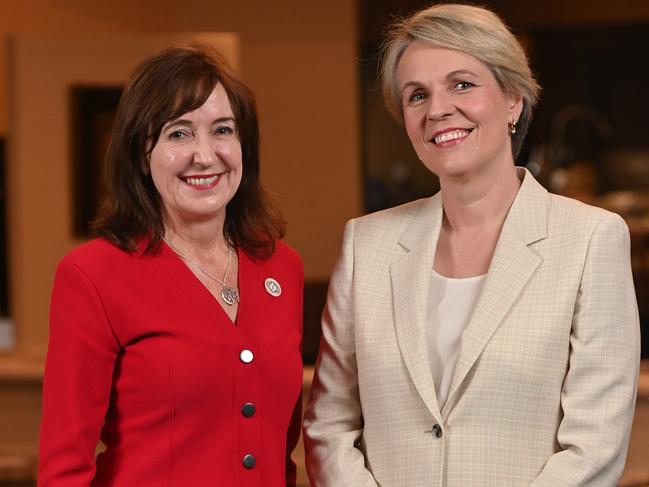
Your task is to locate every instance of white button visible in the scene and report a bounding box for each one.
[240,349,254,364]
[264,278,281,297]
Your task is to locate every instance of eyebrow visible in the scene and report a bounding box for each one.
[164,116,236,128]
[446,69,479,79]
[400,69,481,92]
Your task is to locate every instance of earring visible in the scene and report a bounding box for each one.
[509,121,517,135]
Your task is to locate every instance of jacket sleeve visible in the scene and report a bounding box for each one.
[531,213,640,486]
[303,219,379,486]
[38,259,120,486]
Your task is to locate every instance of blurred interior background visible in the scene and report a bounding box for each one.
[0,1,647,485]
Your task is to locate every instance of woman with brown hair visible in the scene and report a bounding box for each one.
[39,46,303,486]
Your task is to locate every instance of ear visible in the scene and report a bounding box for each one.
[507,90,524,123]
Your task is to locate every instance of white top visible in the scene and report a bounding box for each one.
[427,269,486,410]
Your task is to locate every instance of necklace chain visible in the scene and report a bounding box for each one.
[163,238,240,306]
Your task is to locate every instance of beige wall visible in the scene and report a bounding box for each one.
[0,0,362,362]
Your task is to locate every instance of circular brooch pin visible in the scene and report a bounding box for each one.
[264,278,282,297]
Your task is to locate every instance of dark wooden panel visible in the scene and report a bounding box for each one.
[303,280,328,364]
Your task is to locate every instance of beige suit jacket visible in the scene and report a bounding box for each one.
[303,170,640,486]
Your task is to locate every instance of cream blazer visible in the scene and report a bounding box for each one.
[303,170,640,487]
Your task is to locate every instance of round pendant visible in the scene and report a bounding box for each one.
[221,286,239,306]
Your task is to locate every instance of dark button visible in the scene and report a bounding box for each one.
[242,454,256,469]
[432,423,443,438]
[241,402,256,417]
[239,349,254,363]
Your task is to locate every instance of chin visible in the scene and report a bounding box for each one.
[175,204,226,222]
[421,160,472,179]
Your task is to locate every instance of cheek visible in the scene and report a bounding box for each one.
[466,98,492,119]
[219,142,243,169]
[472,93,510,127]
[233,146,243,168]
[149,154,181,196]
[148,157,163,189]
[149,168,172,202]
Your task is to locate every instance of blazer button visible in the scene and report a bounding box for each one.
[432,423,443,439]
[239,349,254,364]
[242,453,256,469]
[241,402,256,417]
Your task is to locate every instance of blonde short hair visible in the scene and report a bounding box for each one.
[380,3,540,158]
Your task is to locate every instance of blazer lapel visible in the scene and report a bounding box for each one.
[444,169,548,415]
[391,194,444,421]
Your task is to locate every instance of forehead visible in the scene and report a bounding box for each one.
[396,41,493,88]
[173,83,234,120]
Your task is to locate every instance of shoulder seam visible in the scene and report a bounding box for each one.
[59,260,123,350]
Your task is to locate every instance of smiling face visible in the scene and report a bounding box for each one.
[396,42,522,180]
[148,83,243,229]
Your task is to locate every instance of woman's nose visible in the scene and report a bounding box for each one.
[192,137,216,167]
[426,93,455,120]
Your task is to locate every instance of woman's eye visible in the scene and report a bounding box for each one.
[215,125,235,136]
[167,129,189,140]
[454,81,474,91]
[407,91,428,103]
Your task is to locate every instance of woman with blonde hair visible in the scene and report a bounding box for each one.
[304,4,639,486]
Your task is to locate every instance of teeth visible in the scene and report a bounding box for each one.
[434,129,470,144]
[185,175,218,186]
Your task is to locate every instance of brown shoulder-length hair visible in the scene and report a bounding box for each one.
[93,45,284,259]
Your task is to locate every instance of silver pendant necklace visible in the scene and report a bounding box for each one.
[163,238,240,306]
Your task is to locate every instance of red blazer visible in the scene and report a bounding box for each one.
[39,238,303,487]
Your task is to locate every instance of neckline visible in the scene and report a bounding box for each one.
[160,240,242,326]
[432,268,487,283]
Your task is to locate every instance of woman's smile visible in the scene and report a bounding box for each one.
[429,128,473,147]
[181,173,223,190]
